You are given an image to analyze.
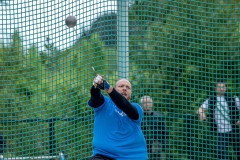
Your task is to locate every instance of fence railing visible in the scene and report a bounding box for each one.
[0,116,92,159]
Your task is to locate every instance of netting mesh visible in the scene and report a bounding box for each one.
[0,0,240,159]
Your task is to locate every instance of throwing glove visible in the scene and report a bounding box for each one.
[93,75,110,91]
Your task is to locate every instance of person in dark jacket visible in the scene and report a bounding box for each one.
[197,80,240,160]
[140,96,169,160]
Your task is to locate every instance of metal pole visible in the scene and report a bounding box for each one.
[49,118,56,157]
[117,0,129,79]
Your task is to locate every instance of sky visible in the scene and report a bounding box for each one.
[0,0,118,51]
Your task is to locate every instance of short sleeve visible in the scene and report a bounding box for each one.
[201,99,209,110]
[234,96,240,110]
[132,103,144,123]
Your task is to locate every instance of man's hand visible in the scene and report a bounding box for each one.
[93,74,111,91]
[237,121,240,126]
[93,74,102,88]
[200,114,207,121]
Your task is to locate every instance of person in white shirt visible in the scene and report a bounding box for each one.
[197,80,240,160]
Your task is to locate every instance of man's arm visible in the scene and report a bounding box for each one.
[234,96,240,125]
[197,107,207,121]
[107,87,139,120]
[89,86,104,108]
[235,96,240,110]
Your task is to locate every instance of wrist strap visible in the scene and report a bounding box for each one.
[103,80,110,91]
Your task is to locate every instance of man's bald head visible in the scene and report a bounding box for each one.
[115,79,132,100]
[115,79,131,87]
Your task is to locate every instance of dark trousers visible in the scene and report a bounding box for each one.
[147,141,163,160]
[90,154,114,160]
[217,131,240,160]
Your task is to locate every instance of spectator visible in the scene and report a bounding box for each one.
[197,80,240,160]
[140,96,169,160]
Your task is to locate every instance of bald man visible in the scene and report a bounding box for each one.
[88,75,148,160]
[140,96,169,160]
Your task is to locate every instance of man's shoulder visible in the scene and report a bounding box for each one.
[205,96,216,102]
[152,111,162,116]
[225,95,238,103]
[150,111,164,120]
[205,96,217,107]
[131,102,141,108]
[131,102,144,114]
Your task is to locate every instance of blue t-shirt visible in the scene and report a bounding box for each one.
[88,96,148,160]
